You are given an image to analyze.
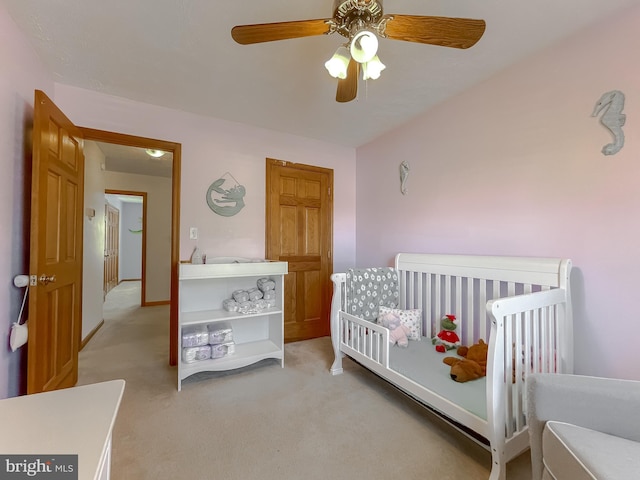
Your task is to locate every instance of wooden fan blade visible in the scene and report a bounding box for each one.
[231,19,331,44]
[384,15,486,49]
[336,59,359,103]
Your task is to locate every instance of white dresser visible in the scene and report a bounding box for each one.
[0,380,125,480]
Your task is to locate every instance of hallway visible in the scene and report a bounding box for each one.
[78,281,172,387]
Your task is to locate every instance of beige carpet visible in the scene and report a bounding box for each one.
[78,282,532,479]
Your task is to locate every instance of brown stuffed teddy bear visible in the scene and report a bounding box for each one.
[443,339,488,382]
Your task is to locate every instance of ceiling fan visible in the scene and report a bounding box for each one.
[231,0,486,103]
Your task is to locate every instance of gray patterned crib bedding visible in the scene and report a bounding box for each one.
[346,267,399,322]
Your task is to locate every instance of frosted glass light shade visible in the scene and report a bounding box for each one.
[350,30,378,64]
[145,149,166,158]
[362,56,386,80]
[324,46,351,79]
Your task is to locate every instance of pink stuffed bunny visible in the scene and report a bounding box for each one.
[378,312,410,348]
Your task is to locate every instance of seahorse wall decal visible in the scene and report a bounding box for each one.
[592,90,626,156]
[400,160,410,195]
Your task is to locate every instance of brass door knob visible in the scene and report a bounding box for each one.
[39,274,56,286]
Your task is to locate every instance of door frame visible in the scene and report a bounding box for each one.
[81,128,181,366]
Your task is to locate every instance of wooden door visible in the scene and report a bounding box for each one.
[103,203,119,296]
[28,90,84,393]
[266,159,333,342]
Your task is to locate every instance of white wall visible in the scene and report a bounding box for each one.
[82,141,106,339]
[51,85,358,273]
[120,202,143,280]
[355,5,640,380]
[105,194,123,211]
[0,5,55,398]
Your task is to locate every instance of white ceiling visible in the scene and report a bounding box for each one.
[4,0,639,148]
[95,142,173,178]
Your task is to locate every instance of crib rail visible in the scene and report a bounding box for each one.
[330,273,391,372]
[487,287,571,471]
[396,256,572,348]
[398,269,518,345]
[330,273,347,374]
[339,312,389,368]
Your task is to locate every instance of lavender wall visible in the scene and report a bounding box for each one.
[53,85,357,272]
[0,5,54,398]
[355,6,640,380]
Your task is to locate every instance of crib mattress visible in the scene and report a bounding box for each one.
[388,341,487,421]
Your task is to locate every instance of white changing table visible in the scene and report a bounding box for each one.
[0,380,125,480]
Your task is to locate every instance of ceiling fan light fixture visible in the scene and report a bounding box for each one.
[145,149,166,158]
[324,46,351,79]
[231,0,486,103]
[362,55,385,80]
[350,29,378,63]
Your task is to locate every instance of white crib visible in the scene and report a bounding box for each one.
[330,253,573,480]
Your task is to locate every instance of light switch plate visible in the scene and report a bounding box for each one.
[189,227,198,240]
